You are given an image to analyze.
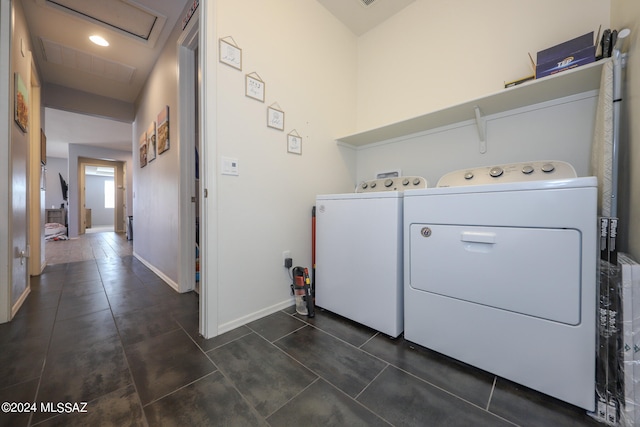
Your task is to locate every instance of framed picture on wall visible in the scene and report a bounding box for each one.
[40,129,47,165]
[157,106,170,154]
[139,132,147,168]
[219,37,242,70]
[147,121,157,162]
[14,73,28,133]
[287,131,302,155]
[267,105,284,131]
[245,72,265,102]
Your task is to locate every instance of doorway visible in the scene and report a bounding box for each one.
[77,158,125,235]
[83,164,115,233]
[178,9,208,334]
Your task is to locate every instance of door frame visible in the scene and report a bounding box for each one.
[77,157,125,234]
[0,0,11,323]
[177,10,198,296]
[29,57,42,276]
[178,5,218,337]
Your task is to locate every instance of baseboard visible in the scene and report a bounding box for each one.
[11,286,31,318]
[130,252,296,336]
[132,251,179,292]
[218,298,295,335]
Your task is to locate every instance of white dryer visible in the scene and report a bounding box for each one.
[403,161,597,410]
[316,176,426,337]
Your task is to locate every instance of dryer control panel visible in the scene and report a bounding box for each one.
[356,176,427,193]
[436,161,577,187]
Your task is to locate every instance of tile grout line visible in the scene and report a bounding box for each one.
[98,256,152,427]
[486,375,497,411]
[191,331,268,423]
[26,276,64,427]
[257,326,392,425]
[354,362,390,400]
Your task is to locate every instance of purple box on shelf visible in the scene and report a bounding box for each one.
[536,32,596,79]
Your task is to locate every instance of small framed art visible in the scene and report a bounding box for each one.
[219,37,242,70]
[267,105,284,131]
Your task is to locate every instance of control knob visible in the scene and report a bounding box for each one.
[384,179,393,188]
[489,167,503,178]
[413,178,421,185]
[522,165,534,174]
[402,178,410,186]
[541,163,555,173]
[464,172,474,180]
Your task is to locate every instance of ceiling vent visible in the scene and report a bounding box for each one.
[359,0,377,6]
[40,37,136,84]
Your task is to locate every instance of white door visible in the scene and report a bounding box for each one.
[408,223,582,325]
[11,75,30,315]
[0,0,10,322]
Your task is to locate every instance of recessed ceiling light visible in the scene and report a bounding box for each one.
[89,35,109,47]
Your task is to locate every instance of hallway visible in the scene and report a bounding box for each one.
[0,232,603,426]
[45,230,131,265]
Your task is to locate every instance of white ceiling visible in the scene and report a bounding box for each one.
[22,0,190,103]
[21,0,189,157]
[316,0,415,36]
[23,0,413,158]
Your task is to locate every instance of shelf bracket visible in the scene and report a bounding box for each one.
[474,106,487,154]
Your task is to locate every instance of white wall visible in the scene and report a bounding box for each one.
[44,157,68,210]
[612,0,640,259]
[209,0,358,331]
[355,93,599,185]
[133,4,184,286]
[85,175,114,226]
[356,0,611,131]
[44,84,135,123]
[352,0,611,185]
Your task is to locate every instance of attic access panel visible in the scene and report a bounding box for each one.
[46,0,158,41]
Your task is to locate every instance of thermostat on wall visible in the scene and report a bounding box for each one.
[221,156,239,176]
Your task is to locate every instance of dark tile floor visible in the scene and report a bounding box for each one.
[1,252,605,426]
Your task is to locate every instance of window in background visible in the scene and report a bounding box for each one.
[105,180,115,208]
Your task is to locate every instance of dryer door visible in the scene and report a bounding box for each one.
[408,224,582,325]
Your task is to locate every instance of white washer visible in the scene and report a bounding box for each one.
[316,176,426,337]
[404,161,597,411]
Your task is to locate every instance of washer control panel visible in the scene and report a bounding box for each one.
[437,161,577,187]
[356,176,427,193]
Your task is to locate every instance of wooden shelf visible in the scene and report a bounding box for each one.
[337,59,608,147]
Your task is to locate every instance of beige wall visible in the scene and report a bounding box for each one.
[208,0,358,332]
[356,0,610,131]
[611,0,640,259]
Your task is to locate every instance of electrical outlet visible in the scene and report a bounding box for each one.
[283,250,291,268]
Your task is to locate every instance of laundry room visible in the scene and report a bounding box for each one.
[205,0,638,424]
[206,0,637,330]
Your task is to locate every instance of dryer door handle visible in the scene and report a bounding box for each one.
[460,231,496,244]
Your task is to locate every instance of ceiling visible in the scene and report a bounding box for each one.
[22,0,190,103]
[21,0,413,158]
[20,0,190,157]
[316,0,415,36]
